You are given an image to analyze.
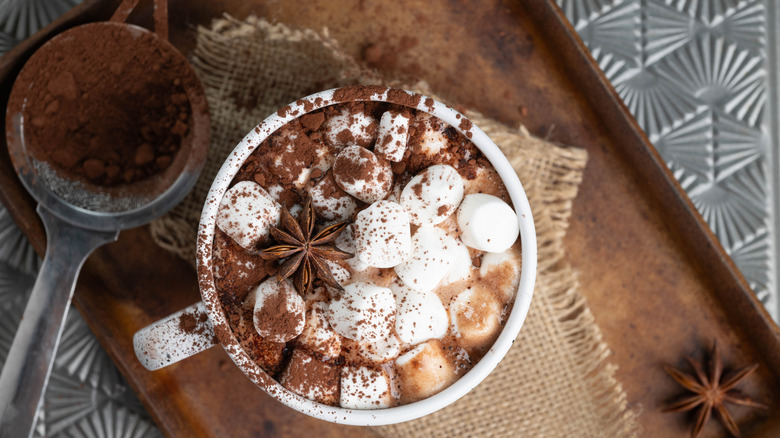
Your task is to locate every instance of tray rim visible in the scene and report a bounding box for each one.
[0,0,778,435]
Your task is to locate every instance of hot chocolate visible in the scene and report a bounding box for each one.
[211,98,522,408]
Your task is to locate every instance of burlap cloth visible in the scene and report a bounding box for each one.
[150,16,640,437]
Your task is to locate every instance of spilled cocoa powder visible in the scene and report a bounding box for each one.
[20,23,192,187]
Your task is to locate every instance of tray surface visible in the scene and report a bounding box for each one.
[1,0,779,437]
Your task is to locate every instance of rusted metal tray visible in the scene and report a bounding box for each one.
[1,0,779,436]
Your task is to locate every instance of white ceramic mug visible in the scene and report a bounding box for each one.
[133,86,537,425]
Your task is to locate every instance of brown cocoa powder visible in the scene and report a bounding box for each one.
[21,23,192,187]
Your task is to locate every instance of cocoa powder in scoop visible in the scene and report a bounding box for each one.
[21,23,191,187]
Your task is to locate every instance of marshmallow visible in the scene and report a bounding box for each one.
[216,181,281,250]
[251,276,305,343]
[440,238,473,286]
[456,194,519,253]
[449,286,503,349]
[327,282,396,343]
[332,145,393,203]
[336,224,370,272]
[325,260,351,286]
[395,227,455,292]
[374,110,411,162]
[342,333,401,364]
[354,201,412,268]
[323,106,377,148]
[401,164,464,226]
[309,172,358,221]
[267,126,331,189]
[340,366,393,409]
[391,280,449,345]
[297,302,342,358]
[412,113,449,157]
[280,348,339,405]
[479,249,521,299]
[395,340,457,403]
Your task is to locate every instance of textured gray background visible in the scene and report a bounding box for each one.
[0,0,776,435]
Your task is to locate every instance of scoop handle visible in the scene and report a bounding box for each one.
[0,205,118,438]
[133,301,219,371]
[110,0,168,41]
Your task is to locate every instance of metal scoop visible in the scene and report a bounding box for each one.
[0,0,209,435]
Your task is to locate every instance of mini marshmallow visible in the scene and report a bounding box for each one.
[216,181,281,250]
[374,110,411,162]
[449,286,503,349]
[401,164,464,226]
[395,340,457,403]
[354,201,412,268]
[335,223,357,253]
[412,113,449,157]
[267,127,331,189]
[340,366,393,409]
[342,333,401,364]
[480,249,521,299]
[338,224,369,273]
[457,194,520,253]
[297,302,341,358]
[359,333,401,363]
[325,260,351,286]
[440,238,473,286]
[395,227,455,292]
[280,348,339,405]
[391,280,449,345]
[327,282,396,343]
[323,106,377,148]
[332,145,393,203]
[309,172,358,221]
[251,276,305,343]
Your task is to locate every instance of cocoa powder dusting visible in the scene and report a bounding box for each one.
[21,23,192,187]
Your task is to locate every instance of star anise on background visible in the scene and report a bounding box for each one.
[259,197,352,295]
[663,340,766,438]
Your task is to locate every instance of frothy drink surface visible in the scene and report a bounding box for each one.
[212,99,522,408]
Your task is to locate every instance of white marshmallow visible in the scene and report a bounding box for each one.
[324,107,377,148]
[479,249,521,299]
[374,111,410,162]
[413,113,449,157]
[401,164,464,227]
[325,260,351,286]
[440,239,473,286]
[216,181,281,250]
[395,340,457,403]
[268,128,331,189]
[395,227,455,292]
[449,286,503,349]
[457,194,519,253]
[280,348,339,405]
[340,366,393,409]
[297,302,341,358]
[354,201,412,268]
[335,224,370,271]
[335,223,357,253]
[344,332,402,363]
[327,282,396,343]
[251,277,305,343]
[391,280,449,345]
[309,172,358,221]
[333,145,393,203]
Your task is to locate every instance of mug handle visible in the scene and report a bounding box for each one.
[133,301,219,371]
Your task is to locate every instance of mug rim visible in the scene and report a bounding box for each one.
[196,85,537,426]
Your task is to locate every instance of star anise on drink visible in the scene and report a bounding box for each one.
[663,340,766,438]
[259,197,353,295]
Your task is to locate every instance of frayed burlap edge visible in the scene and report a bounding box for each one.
[149,16,640,437]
